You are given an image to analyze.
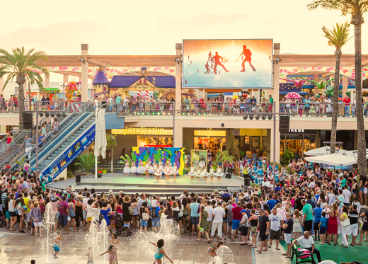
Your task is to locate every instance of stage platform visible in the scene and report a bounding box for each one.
[50,173,244,199]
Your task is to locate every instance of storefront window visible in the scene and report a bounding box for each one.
[194,136,226,157]
[280,134,316,158]
[138,136,173,147]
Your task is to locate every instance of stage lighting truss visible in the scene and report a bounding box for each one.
[261,114,266,120]
[249,114,254,120]
[268,115,273,120]
[51,113,55,117]
[45,112,50,117]
[39,112,44,117]
[56,112,61,118]
[243,114,248,120]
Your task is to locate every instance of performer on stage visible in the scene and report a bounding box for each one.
[159,159,164,177]
[138,159,145,176]
[149,160,155,176]
[199,159,205,170]
[172,163,178,183]
[164,163,171,181]
[123,160,130,176]
[196,167,201,183]
[215,166,223,182]
[145,160,151,179]
[209,166,214,183]
[154,165,161,182]
[201,168,208,183]
[130,161,137,176]
[189,164,195,183]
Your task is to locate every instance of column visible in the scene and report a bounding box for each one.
[44,73,50,88]
[270,43,281,163]
[0,77,3,92]
[314,75,319,96]
[173,125,183,148]
[81,44,89,102]
[342,75,348,98]
[175,43,182,111]
[63,74,69,84]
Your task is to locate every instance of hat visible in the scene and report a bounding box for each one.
[240,209,246,213]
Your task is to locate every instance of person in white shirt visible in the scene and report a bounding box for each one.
[292,231,322,263]
[210,202,225,242]
[205,201,213,226]
[269,207,284,250]
[342,185,351,207]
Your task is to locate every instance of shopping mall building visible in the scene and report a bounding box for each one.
[1,41,368,165]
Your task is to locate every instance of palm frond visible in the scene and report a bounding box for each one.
[322,22,352,51]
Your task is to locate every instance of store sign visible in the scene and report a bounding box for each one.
[289,129,304,133]
[194,129,226,137]
[43,124,96,180]
[112,127,173,135]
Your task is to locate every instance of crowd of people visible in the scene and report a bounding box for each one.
[0,153,367,263]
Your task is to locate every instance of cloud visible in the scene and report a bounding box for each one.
[158,12,251,33]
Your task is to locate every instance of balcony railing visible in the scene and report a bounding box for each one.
[0,100,69,113]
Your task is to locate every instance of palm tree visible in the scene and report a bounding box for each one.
[0,47,49,128]
[322,22,352,153]
[106,133,117,172]
[307,0,368,177]
[75,152,96,175]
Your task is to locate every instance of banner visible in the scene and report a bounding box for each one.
[42,124,96,180]
[182,39,273,89]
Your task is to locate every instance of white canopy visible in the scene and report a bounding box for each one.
[305,153,357,167]
[94,107,107,178]
[345,149,368,159]
[304,146,349,156]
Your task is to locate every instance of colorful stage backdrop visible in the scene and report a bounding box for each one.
[131,147,185,175]
[182,39,273,89]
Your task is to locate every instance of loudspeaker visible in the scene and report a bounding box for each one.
[221,123,224,127]
[23,112,34,130]
[225,173,231,179]
[75,174,81,184]
[243,174,251,186]
[279,115,290,133]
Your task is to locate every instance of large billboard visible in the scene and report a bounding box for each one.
[182,39,273,89]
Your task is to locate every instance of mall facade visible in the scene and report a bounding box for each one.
[1,42,368,165]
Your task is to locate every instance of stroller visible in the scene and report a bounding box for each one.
[114,213,124,235]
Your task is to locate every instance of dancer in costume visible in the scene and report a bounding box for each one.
[130,161,137,176]
[123,160,130,176]
[189,164,195,183]
[199,159,205,170]
[149,160,154,176]
[164,163,171,181]
[209,166,214,183]
[215,166,223,182]
[172,163,178,183]
[159,159,164,177]
[196,167,201,183]
[154,165,161,182]
[138,159,145,176]
[201,167,208,183]
[145,160,151,179]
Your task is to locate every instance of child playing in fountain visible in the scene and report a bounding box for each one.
[98,245,118,264]
[86,247,93,264]
[207,241,224,263]
[149,239,173,264]
[53,232,62,258]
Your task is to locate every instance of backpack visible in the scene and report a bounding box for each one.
[128,205,134,215]
[297,248,311,259]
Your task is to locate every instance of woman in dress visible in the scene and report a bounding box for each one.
[164,163,171,181]
[197,205,210,242]
[122,196,132,232]
[123,161,130,176]
[326,203,340,245]
[189,164,195,183]
[137,159,145,176]
[292,209,303,239]
[130,161,137,176]
[172,163,178,183]
[215,166,223,182]
[144,160,150,179]
[154,165,161,182]
[100,202,112,232]
[6,132,13,150]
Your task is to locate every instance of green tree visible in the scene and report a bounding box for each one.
[213,150,234,173]
[0,47,49,128]
[106,133,117,172]
[322,22,352,153]
[75,152,96,175]
[307,0,368,183]
[280,149,295,166]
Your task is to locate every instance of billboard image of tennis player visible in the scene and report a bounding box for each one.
[183,39,273,89]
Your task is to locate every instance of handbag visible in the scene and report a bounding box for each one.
[128,205,134,215]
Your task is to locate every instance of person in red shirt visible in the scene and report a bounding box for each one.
[343,96,351,117]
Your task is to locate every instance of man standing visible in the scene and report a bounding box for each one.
[348,204,359,245]
[257,209,270,254]
[211,202,225,242]
[58,196,69,234]
[343,95,351,117]
[268,95,274,112]
[302,199,313,236]
[205,200,213,232]
[283,212,294,258]
[190,198,200,236]
[269,207,284,250]
[303,96,311,116]
[292,231,322,263]
[22,135,33,160]
[342,185,351,207]
[231,201,243,241]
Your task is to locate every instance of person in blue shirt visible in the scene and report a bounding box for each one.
[313,203,322,241]
[318,212,327,244]
[245,98,250,113]
[303,96,311,116]
[267,194,277,210]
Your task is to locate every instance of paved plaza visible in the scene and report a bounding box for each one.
[0,229,292,264]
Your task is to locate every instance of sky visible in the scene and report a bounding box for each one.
[1,0,368,83]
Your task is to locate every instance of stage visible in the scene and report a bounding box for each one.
[49,173,244,199]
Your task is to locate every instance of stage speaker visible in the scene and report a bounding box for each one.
[243,174,251,186]
[23,112,34,130]
[76,174,81,184]
[279,115,290,133]
[225,173,231,179]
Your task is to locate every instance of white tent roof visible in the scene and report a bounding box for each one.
[305,153,357,167]
[94,108,107,159]
[304,146,349,156]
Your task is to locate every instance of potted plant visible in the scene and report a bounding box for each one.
[102,168,107,173]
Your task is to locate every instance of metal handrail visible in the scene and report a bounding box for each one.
[37,104,95,171]
[10,103,90,169]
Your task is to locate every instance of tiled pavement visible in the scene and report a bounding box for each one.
[0,229,291,264]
